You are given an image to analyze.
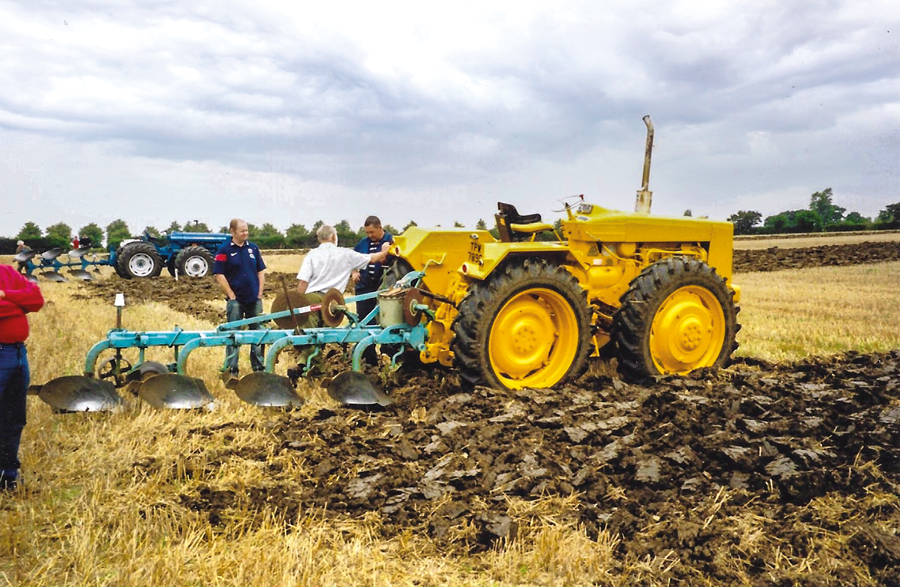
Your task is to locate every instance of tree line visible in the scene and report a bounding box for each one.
[1,218,500,254]
[727,189,900,235]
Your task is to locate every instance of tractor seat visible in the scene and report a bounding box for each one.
[494,202,555,242]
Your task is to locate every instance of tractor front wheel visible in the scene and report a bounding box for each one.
[175,246,214,278]
[612,257,740,383]
[118,242,163,279]
[453,258,591,390]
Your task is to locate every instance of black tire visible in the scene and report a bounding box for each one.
[175,246,214,278]
[113,244,130,279]
[452,258,592,390]
[611,257,740,383]
[118,242,163,279]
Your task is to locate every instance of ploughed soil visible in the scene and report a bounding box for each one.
[72,271,301,325]
[71,248,900,583]
[162,352,900,584]
[733,241,900,273]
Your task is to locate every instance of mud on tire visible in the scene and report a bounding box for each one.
[452,258,592,390]
[612,256,740,383]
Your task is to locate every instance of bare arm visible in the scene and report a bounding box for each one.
[215,274,236,300]
[257,271,265,299]
[368,242,391,264]
[297,280,309,295]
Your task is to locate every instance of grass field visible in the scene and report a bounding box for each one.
[2,241,899,586]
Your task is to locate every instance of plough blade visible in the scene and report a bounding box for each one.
[232,372,304,408]
[137,374,216,409]
[40,271,67,282]
[33,376,122,412]
[327,371,393,408]
[69,269,95,281]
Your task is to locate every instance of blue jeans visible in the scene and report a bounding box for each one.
[0,343,29,477]
[225,299,264,374]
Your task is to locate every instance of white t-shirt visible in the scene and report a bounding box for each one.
[297,242,371,293]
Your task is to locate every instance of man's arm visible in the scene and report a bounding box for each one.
[297,280,309,294]
[257,271,265,299]
[368,242,391,264]
[215,274,236,300]
[0,270,44,313]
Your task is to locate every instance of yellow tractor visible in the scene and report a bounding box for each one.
[389,116,740,388]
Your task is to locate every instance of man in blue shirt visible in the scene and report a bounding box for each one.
[352,216,393,366]
[213,219,266,384]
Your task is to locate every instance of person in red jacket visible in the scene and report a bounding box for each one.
[0,264,44,491]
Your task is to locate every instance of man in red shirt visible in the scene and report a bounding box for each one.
[0,264,45,491]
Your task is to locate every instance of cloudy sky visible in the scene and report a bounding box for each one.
[1,0,898,239]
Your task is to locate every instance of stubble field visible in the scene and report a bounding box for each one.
[2,232,900,586]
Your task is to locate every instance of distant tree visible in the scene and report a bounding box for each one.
[17,222,42,240]
[45,222,72,249]
[382,224,400,237]
[763,210,824,234]
[727,210,763,235]
[809,188,845,225]
[794,210,823,233]
[475,219,488,231]
[144,226,161,238]
[254,223,284,248]
[402,220,418,232]
[877,202,900,227]
[334,220,360,244]
[165,221,182,234]
[285,224,311,248]
[453,221,465,228]
[683,209,693,217]
[106,219,131,249]
[77,223,104,247]
[843,212,869,224]
[182,220,210,233]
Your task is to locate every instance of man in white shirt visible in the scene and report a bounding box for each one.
[297,224,390,296]
[293,224,390,375]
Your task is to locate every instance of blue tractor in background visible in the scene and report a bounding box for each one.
[114,231,230,279]
[15,231,230,282]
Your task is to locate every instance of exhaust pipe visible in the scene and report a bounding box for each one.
[635,115,654,214]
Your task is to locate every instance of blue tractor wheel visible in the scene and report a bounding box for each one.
[118,242,163,279]
[175,246,214,278]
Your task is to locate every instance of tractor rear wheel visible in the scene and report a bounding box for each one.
[113,244,130,279]
[175,246,214,278]
[118,242,163,279]
[453,258,591,390]
[612,257,739,383]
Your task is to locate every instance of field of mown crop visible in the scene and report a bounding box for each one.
[2,232,900,586]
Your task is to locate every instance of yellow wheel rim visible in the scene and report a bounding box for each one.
[650,285,726,375]
[488,288,580,389]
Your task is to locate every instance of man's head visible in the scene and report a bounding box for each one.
[317,224,337,244]
[229,219,249,245]
[364,216,385,241]
[17,240,23,246]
